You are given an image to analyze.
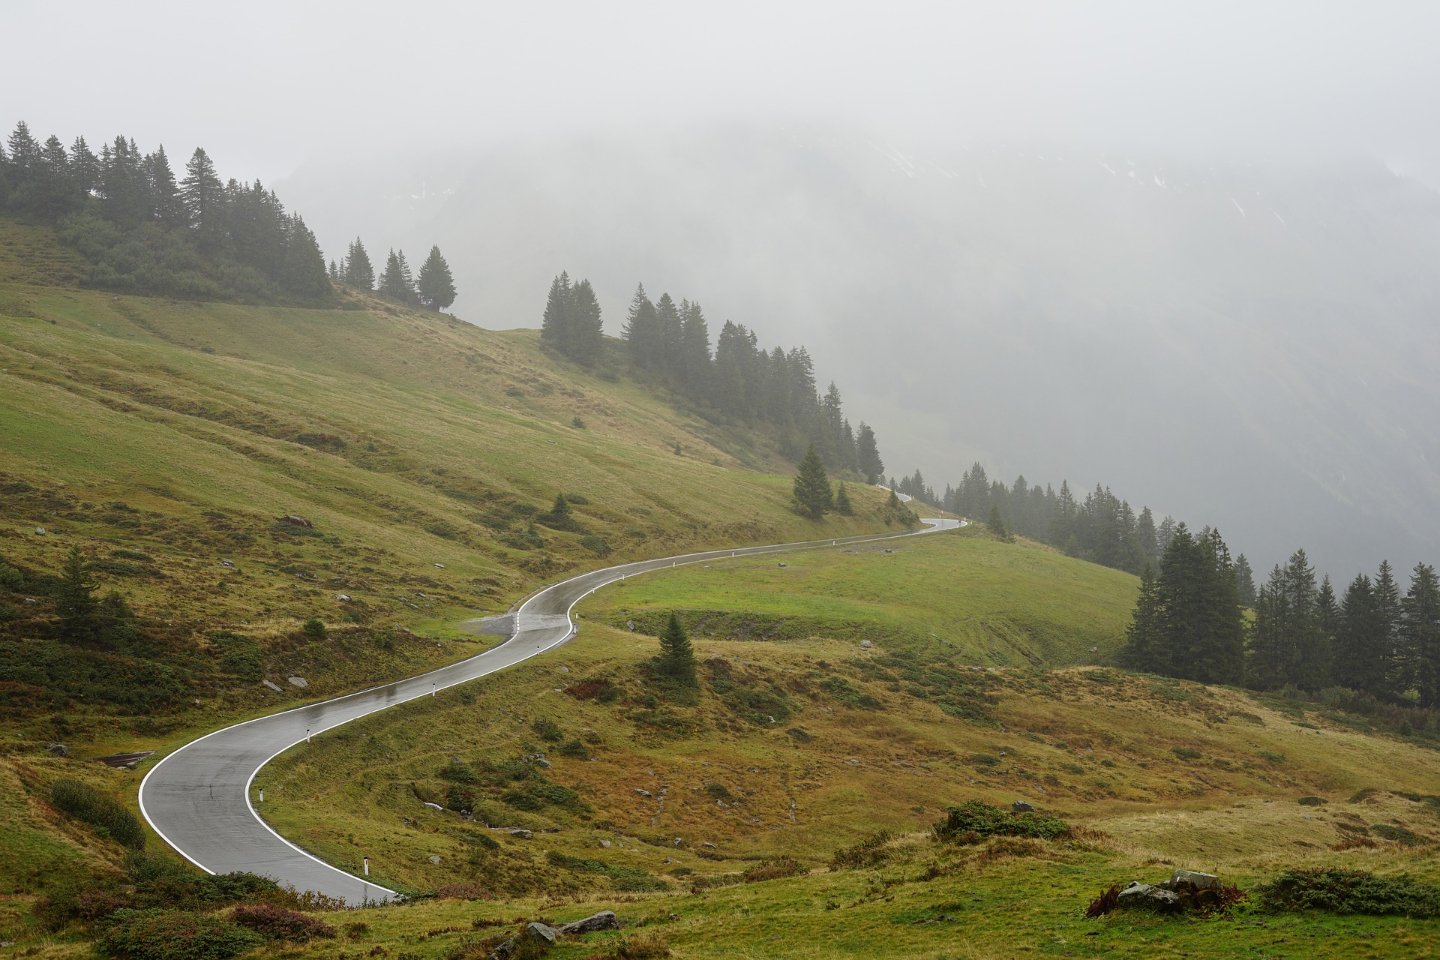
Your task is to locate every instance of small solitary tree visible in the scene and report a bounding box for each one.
[658,612,697,687]
[988,505,1011,542]
[57,545,98,641]
[792,445,833,519]
[834,482,854,516]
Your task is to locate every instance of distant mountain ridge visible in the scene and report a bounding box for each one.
[278,125,1440,577]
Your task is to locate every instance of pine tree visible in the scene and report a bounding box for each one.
[1375,560,1403,697]
[654,292,683,376]
[1121,566,1163,673]
[416,245,456,311]
[343,237,375,289]
[834,481,854,516]
[1401,563,1440,708]
[856,422,884,484]
[622,284,659,369]
[377,249,416,302]
[792,445,833,519]
[1335,574,1386,697]
[1234,554,1257,607]
[144,145,183,226]
[569,278,604,364]
[56,545,98,642]
[541,272,572,348]
[658,612,697,687]
[678,299,712,395]
[180,147,223,239]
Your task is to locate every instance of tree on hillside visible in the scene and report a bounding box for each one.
[988,504,1011,542]
[657,612,697,687]
[377,249,417,303]
[56,545,97,642]
[1402,563,1440,708]
[835,481,854,516]
[1234,554,1257,607]
[568,278,604,364]
[343,237,374,289]
[541,271,572,348]
[1120,567,1162,672]
[180,147,223,241]
[856,422,883,484]
[417,244,456,311]
[792,445,833,519]
[623,284,660,369]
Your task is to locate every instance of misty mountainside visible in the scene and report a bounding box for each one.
[279,125,1440,577]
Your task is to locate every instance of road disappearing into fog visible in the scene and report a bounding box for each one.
[139,509,962,904]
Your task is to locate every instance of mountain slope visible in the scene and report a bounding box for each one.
[278,125,1440,577]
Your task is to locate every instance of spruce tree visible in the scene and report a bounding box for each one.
[678,299,712,394]
[1121,566,1163,673]
[834,481,853,516]
[856,422,884,484]
[180,147,223,239]
[56,545,98,642]
[569,278,604,364]
[1234,554,1257,607]
[416,244,456,311]
[1402,563,1440,708]
[377,249,416,302]
[344,237,375,289]
[989,504,1010,542]
[658,612,697,687]
[622,284,659,369]
[1335,575,1385,697]
[792,445,833,519]
[541,272,573,348]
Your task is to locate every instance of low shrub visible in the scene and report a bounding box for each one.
[302,618,326,640]
[932,801,1070,845]
[532,718,563,742]
[830,830,893,870]
[231,903,335,941]
[98,909,260,960]
[607,931,672,959]
[1257,869,1440,917]
[743,858,807,883]
[51,779,146,849]
[1297,795,1327,806]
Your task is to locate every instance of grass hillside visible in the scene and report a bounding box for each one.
[238,531,1438,956]
[0,217,906,922]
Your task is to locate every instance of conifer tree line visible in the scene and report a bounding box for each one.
[333,238,456,311]
[1125,533,1440,709]
[1,121,328,304]
[540,276,888,478]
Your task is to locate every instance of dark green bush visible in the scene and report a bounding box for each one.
[932,801,1070,845]
[532,718,564,742]
[51,779,145,849]
[1257,869,1440,917]
[302,618,326,640]
[98,909,260,960]
[743,858,807,883]
[829,830,894,870]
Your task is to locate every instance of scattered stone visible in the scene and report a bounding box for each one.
[1116,882,1181,911]
[672,837,684,847]
[528,753,551,768]
[428,854,442,864]
[859,639,873,650]
[846,759,860,766]
[423,801,444,812]
[47,742,68,757]
[558,665,570,674]
[626,620,636,631]
[702,841,717,849]
[599,839,612,849]
[23,597,36,604]
[34,527,45,535]
[777,562,787,568]
[278,515,313,529]
[434,563,445,569]
[335,593,352,602]
[262,679,283,693]
[635,788,652,797]
[287,676,309,689]
[1012,800,1034,813]
[506,828,534,839]
[559,911,620,935]
[220,559,234,568]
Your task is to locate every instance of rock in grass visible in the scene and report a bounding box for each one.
[1117,881,1181,911]
[1011,800,1034,812]
[559,911,620,935]
[1168,869,1220,891]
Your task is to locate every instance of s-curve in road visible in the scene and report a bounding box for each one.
[139,516,963,904]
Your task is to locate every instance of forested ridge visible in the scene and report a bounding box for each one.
[541,273,887,479]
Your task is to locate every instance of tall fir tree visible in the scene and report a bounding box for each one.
[1402,563,1440,708]
[343,237,375,289]
[856,422,884,484]
[657,612,697,687]
[416,244,456,311]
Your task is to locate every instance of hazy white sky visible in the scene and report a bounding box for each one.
[7,0,1440,182]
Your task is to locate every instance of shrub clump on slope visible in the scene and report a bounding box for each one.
[98,909,259,960]
[932,800,1070,845]
[1256,869,1440,918]
[50,778,146,849]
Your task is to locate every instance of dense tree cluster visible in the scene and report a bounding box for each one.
[540,271,604,363]
[333,239,455,310]
[2,121,329,304]
[538,276,887,476]
[1121,531,1440,708]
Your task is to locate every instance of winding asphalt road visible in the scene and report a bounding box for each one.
[139,510,961,905]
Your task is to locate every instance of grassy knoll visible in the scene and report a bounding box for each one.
[586,526,1139,667]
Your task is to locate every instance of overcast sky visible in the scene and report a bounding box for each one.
[7,0,1440,184]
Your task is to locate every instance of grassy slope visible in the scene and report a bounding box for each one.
[0,218,903,918]
[246,531,1438,957]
